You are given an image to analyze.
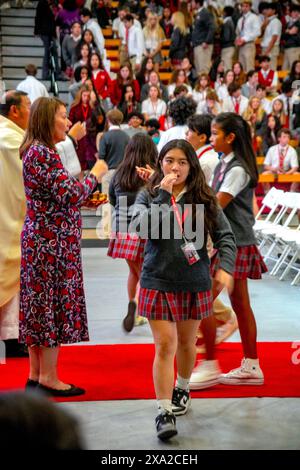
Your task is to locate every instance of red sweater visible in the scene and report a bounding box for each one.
[91,69,112,99]
[109,79,140,106]
[258,69,275,88]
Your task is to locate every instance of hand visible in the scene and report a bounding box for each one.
[90,160,108,181]
[68,122,86,142]
[214,268,234,294]
[136,164,154,182]
[160,172,178,194]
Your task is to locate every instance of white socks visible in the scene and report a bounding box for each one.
[175,375,190,391]
[157,399,172,414]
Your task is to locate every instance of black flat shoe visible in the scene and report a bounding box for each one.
[37,383,85,397]
[4,339,29,358]
[122,301,136,333]
[25,379,39,390]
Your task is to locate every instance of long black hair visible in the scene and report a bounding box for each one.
[213,113,259,188]
[149,139,219,234]
[114,133,158,192]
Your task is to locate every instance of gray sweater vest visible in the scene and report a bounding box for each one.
[213,159,257,247]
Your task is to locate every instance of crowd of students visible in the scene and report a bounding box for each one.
[2,0,300,443]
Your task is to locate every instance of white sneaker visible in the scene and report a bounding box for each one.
[189,360,221,390]
[0,2,11,9]
[219,358,264,385]
[134,315,148,327]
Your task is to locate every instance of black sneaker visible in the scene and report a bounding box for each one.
[172,387,191,416]
[155,411,177,441]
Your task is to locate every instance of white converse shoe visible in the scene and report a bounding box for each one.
[189,360,221,390]
[219,358,264,385]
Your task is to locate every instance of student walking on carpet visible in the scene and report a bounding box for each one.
[190,112,267,390]
[107,133,157,332]
[130,139,236,441]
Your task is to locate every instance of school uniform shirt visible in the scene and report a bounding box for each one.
[261,15,282,48]
[141,98,167,120]
[261,98,273,115]
[157,125,188,152]
[130,188,236,293]
[167,83,192,98]
[121,24,145,65]
[222,95,249,115]
[264,144,299,172]
[217,84,230,103]
[212,152,256,247]
[236,11,261,43]
[99,126,130,170]
[196,144,219,184]
[16,76,49,103]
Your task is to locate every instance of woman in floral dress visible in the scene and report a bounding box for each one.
[19,97,107,397]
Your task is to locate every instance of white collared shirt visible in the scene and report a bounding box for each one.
[141,98,167,120]
[196,144,219,184]
[122,24,145,65]
[260,68,278,88]
[261,15,282,48]
[264,144,299,171]
[222,95,249,115]
[217,152,251,196]
[16,76,49,103]
[236,11,261,43]
[157,125,188,152]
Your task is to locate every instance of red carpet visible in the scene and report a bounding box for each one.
[0,342,299,402]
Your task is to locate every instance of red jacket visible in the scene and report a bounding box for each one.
[109,79,140,106]
[91,69,112,99]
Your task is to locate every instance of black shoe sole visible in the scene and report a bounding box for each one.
[122,301,136,332]
[157,428,178,441]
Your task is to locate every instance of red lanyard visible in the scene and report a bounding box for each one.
[81,104,89,122]
[197,146,213,159]
[171,195,189,235]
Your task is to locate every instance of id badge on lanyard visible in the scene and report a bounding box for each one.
[171,196,200,266]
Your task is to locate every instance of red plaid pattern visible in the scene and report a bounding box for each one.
[107,232,146,262]
[210,245,268,280]
[138,288,213,322]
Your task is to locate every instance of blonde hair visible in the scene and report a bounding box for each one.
[172,12,187,35]
[143,13,165,41]
[70,83,91,109]
[20,97,65,157]
[243,97,265,129]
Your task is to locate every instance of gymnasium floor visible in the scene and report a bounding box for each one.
[59,248,300,450]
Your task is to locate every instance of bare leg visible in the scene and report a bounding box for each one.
[229,279,257,359]
[39,346,71,390]
[149,320,177,399]
[126,259,141,301]
[176,319,201,379]
[28,346,40,382]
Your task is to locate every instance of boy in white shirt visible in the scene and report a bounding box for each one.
[222,82,249,115]
[263,128,299,191]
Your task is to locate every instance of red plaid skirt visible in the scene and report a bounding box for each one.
[138,288,213,322]
[210,245,268,280]
[107,232,146,262]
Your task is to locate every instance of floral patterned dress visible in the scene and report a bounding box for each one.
[19,143,97,347]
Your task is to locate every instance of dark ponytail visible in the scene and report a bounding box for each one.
[213,112,258,187]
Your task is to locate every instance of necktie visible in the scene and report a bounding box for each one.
[212,159,227,190]
[286,97,290,127]
[125,27,129,48]
[241,15,246,34]
[234,98,240,114]
[279,147,286,170]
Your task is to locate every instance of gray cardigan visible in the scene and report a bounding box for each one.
[130,188,236,292]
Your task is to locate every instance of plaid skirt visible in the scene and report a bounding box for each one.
[107,232,146,262]
[138,288,213,322]
[210,245,268,280]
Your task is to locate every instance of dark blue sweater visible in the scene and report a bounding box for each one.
[130,188,236,293]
